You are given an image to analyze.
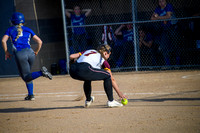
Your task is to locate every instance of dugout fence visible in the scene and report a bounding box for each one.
[62,0,200,73]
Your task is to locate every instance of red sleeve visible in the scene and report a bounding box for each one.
[102,60,111,71]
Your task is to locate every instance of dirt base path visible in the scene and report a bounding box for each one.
[0,70,200,133]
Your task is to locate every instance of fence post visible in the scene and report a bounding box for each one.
[132,0,140,71]
[61,0,70,74]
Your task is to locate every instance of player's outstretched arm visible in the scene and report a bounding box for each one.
[106,70,126,99]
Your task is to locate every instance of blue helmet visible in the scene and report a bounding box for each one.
[11,12,25,25]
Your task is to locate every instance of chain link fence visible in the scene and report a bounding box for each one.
[64,0,200,72]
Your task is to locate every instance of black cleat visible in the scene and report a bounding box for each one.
[24,95,35,101]
[41,66,52,80]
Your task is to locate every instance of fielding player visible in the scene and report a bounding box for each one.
[1,12,52,100]
[69,44,127,108]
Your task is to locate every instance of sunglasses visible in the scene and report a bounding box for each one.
[102,45,111,54]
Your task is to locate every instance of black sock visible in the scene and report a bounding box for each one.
[104,78,113,101]
[84,81,92,101]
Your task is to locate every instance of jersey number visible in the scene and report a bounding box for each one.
[84,51,97,56]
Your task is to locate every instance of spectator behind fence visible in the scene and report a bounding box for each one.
[65,5,92,53]
[114,23,134,68]
[139,27,157,66]
[151,0,181,67]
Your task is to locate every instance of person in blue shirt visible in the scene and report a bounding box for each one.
[1,12,52,101]
[114,23,134,67]
[151,0,181,67]
[151,0,175,29]
[65,5,92,53]
[139,27,157,66]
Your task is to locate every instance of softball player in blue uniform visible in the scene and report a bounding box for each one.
[69,44,127,108]
[1,12,52,100]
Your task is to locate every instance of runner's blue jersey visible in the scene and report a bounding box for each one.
[4,26,35,51]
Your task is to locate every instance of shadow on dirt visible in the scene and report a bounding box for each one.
[0,106,84,113]
[129,90,200,102]
[129,97,200,102]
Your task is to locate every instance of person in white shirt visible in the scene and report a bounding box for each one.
[69,44,127,108]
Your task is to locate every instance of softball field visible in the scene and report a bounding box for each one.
[0,70,200,133]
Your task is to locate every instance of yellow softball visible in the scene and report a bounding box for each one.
[121,98,128,105]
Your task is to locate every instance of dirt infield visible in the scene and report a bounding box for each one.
[0,70,200,133]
